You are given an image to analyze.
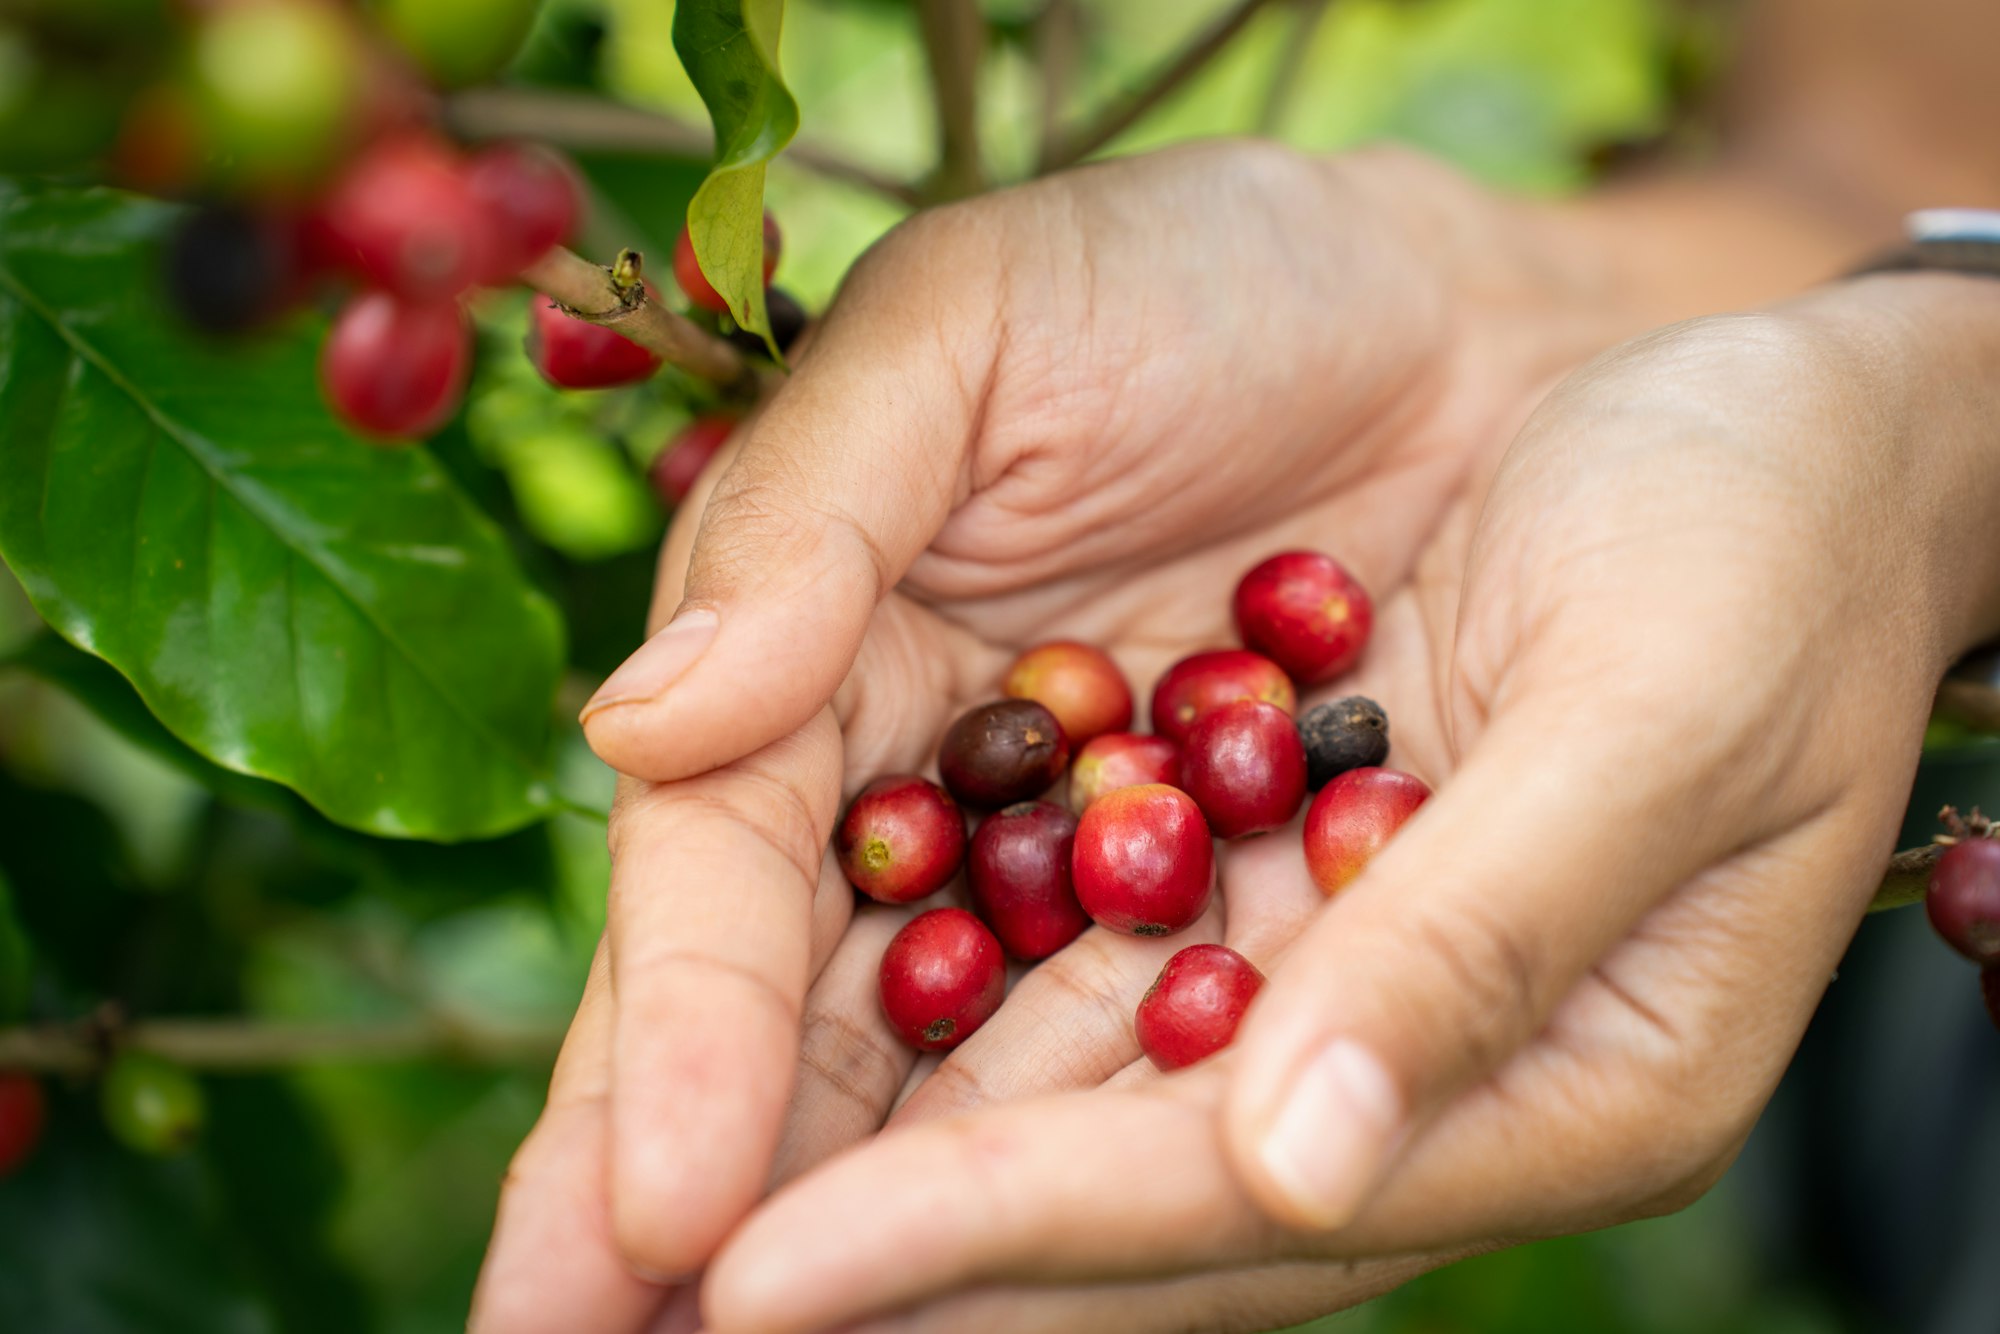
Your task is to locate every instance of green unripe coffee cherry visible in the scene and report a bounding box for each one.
[372,0,544,89]
[191,0,361,186]
[101,1051,205,1157]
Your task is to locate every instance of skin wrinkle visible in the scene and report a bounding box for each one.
[796,1007,907,1124]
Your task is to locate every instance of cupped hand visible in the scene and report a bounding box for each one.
[468,141,1656,1328]
[675,276,2000,1333]
[468,140,1674,1333]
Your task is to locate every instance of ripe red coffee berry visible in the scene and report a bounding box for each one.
[1304,766,1431,895]
[321,293,470,440]
[526,292,663,389]
[1073,783,1214,936]
[1135,944,1265,1071]
[649,414,736,507]
[836,775,966,904]
[1233,550,1373,686]
[1068,732,1179,815]
[320,133,494,300]
[879,908,1006,1051]
[0,1072,46,1177]
[1149,649,1296,745]
[466,141,581,280]
[968,801,1088,960]
[1179,699,1307,839]
[673,213,781,315]
[938,699,1069,809]
[1927,837,2000,965]
[1003,642,1133,746]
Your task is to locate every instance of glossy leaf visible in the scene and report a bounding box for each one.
[0,182,565,840]
[4,632,305,820]
[673,0,798,347]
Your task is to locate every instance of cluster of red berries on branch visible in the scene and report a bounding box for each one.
[836,549,1431,1070]
[138,1,802,465]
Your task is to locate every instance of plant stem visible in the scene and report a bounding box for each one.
[1871,843,1943,913]
[1034,0,1081,169]
[521,245,760,392]
[1257,0,1333,136]
[446,88,924,208]
[1044,0,1284,171]
[0,1015,564,1075]
[917,0,987,200]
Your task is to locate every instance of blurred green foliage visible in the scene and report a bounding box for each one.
[0,1,1958,1331]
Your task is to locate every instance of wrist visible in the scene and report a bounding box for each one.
[1532,166,1901,333]
[1787,272,2000,653]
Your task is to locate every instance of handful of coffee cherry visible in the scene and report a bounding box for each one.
[839,548,1430,1069]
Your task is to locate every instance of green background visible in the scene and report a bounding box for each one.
[2,1,1996,1331]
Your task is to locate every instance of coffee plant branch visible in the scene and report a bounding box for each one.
[521,243,763,392]
[1043,0,1290,172]
[917,0,988,200]
[0,1014,565,1075]
[447,87,924,208]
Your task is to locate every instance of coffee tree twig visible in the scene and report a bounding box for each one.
[1042,0,1288,171]
[0,1013,564,1075]
[447,87,923,208]
[520,244,762,393]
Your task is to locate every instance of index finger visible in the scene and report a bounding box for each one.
[605,707,850,1277]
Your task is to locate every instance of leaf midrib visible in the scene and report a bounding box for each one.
[0,258,553,800]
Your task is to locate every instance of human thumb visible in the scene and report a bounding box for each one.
[581,261,991,782]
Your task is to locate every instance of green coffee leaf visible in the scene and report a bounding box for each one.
[0,182,565,840]
[673,0,799,350]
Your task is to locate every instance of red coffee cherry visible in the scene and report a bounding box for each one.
[1067,732,1179,816]
[649,414,737,507]
[1303,766,1431,895]
[465,141,582,281]
[1073,783,1213,937]
[1928,837,2000,965]
[967,801,1088,960]
[525,292,663,389]
[673,212,781,315]
[836,775,966,905]
[0,1073,47,1177]
[1135,944,1265,1071]
[938,699,1069,810]
[319,133,495,300]
[1233,550,1373,686]
[1179,699,1307,839]
[879,908,1006,1051]
[320,292,470,441]
[1003,641,1133,747]
[1149,649,1295,746]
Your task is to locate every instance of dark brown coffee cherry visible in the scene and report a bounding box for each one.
[1298,695,1391,791]
[164,203,293,335]
[938,699,1069,810]
[726,286,808,358]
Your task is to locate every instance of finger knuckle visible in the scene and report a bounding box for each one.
[1401,896,1548,1074]
[797,1008,906,1119]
